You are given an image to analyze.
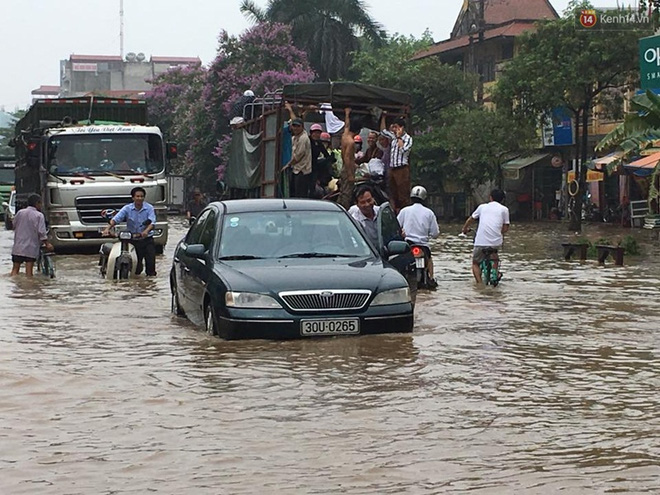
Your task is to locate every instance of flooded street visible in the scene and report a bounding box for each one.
[1,217,658,494]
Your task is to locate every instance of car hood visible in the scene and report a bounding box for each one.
[215,257,404,293]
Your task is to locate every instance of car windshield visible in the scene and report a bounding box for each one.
[217,210,374,260]
[47,134,164,176]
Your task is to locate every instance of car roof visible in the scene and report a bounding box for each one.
[211,198,345,214]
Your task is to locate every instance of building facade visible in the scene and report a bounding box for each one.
[58,53,201,98]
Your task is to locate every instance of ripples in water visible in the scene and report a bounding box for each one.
[0,220,658,493]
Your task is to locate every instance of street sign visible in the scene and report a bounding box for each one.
[542,107,574,147]
[639,34,660,90]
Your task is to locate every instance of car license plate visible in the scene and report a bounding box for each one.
[301,318,360,336]
[415,258,426,268]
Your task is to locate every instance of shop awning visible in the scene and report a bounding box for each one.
[501,154,549,180]
[502,153,550,171]
[624,152,660,169]
[590,151,624,170]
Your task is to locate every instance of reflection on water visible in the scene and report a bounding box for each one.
[0,219,658,493]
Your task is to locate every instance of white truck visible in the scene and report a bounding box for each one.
[12,97,176,252]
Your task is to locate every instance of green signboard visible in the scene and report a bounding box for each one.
[640,34,660,90]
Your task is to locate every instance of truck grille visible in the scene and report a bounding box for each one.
[75,196,132,224]
[279,290,371,311]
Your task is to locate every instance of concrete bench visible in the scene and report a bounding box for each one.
[561,243,588,261]
[595,245,624,266]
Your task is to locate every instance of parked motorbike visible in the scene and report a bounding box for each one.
[99,230,139,280]
[408,242,437,289]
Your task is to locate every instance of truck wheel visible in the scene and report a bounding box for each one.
[155,244,164,255]
[4,217,11,230]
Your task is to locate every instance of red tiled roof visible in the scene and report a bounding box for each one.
[412,21,537,60]
[31,85,60,95]
[70,54,123,62]
[483,0,558,26]
[150,56,201,64]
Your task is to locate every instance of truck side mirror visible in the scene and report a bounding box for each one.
[166,142,178,160]
[26,139,40,158]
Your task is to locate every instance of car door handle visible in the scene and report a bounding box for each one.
[173,256,180,263]
[183,266,190,273]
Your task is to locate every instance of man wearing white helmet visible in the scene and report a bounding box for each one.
[397,185,439,286]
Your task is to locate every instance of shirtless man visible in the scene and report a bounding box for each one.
[338,108,362,209]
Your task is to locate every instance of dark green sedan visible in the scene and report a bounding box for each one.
[170,199,415,340]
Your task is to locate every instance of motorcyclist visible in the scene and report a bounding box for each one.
[397,185,439,287]
[101,186,157,276]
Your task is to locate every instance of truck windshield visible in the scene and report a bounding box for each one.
[0,168,14,184]
[48,134,164,176]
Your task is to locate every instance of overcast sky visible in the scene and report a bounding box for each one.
[1,0,627,111]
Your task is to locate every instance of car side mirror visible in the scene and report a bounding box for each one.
[384,240,410,257]
[184,243,207,259]
[1,202,8,208]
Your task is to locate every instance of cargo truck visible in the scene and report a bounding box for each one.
[12,97,176,252]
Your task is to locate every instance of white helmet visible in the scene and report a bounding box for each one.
[410,185,427,201]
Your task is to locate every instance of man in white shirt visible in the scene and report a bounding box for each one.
[347,186,380,247]
[461,189,510,284]
[397,186,439,285]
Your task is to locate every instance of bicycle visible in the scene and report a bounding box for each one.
[37,247,56,278]
[480,247,501,287]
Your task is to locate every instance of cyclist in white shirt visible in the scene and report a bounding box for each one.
[461,189,510,284]
[397,186,439,285]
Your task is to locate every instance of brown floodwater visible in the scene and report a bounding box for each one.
[0,217,658,494]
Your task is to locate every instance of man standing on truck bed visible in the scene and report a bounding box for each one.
[102,187,157,277]
[380,112,413,213]
[283,102,312,198]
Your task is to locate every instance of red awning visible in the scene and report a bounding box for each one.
[625,152,660,169]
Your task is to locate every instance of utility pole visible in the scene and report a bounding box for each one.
[120,0,124,59]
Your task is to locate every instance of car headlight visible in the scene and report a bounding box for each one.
[225,291,282,309]
[371,287,411,306]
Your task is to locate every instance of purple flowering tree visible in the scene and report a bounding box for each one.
[203,23,315,182]
[147,64,211,180]
[149,22,314,189]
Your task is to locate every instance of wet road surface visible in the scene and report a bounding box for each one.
[1,218,658,494]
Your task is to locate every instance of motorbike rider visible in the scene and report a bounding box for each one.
[186,188,207,225]
[461,189,510,284]
[102,186,157,276]
[348,185,380,247]
[397,185,439,287]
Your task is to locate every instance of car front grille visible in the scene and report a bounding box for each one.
[279,290,371,311]
[75,196,132,224]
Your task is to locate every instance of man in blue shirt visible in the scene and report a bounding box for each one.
[102,187,157,276]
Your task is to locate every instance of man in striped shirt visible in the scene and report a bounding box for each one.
[380,114,413,213]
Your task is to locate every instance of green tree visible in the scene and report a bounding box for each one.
[0,109,26,156]
[437,107,537,189]
[597,90,660,153]
[495,5,651,230]
[240,0,385,80]
[350,32,476,128]
[350,33,535,194]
